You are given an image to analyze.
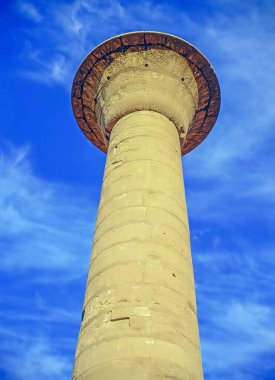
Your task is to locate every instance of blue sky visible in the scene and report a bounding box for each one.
[1,0,275,379]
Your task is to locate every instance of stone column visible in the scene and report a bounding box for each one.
[72,110,203,380]
[71,31,220,380]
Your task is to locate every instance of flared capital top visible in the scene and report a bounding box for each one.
[71,31,220,155]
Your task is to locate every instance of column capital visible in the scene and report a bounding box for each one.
[72,31,220,155]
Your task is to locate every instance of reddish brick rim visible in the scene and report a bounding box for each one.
[71,31,220,155]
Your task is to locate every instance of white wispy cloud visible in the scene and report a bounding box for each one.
[0,145,96,379]
[202,301,275,380]
[15,0,193,87]
[17,1,43,22]
[192,239,275,379]
[0,333,71,380]
[185,5,275,177]
[0,145,96,274]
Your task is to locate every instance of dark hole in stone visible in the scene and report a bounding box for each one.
[172,273,176,277]
[94,98,97,104]
[111,317,130,322]
[107,76,111,80]
[145,63,149,67]
[105,135,110,141]
[181,78,185,81]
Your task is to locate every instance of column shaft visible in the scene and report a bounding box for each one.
[72,110,203,380]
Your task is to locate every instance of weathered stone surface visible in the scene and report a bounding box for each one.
[71,31,221,380]
[72,111,203,380]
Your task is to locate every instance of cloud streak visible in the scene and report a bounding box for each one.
[0,334,71,380]
[202,301,275,380]
[17,1,43,23]
[0,145,97,379]
[0,144,96,274]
